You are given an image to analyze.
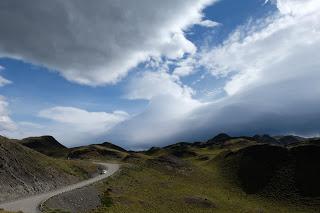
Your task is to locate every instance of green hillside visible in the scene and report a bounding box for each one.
[41,135,320,213]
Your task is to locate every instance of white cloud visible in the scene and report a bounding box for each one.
[118,68,204,147]
[18,121,44,129]
[172,56,197,77]
[0,96,16,133]
[0,65,11,87]
[200,0,320,95]
[0,0,216,86]
[126,71,195,100]
[39,106,129,133]
[9,106,130,146]
[0,76,11,87]
[276,0,320,15]
[111,94,203,148]
[197,20,221,28]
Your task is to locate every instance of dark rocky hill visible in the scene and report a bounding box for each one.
[21,136,68,157]
[217,143,320,197]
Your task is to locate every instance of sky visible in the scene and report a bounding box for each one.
[0,0,320,149]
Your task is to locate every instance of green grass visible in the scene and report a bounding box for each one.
[26,148,99,179]
[90,142,320,213]
[30,138,320,213]
[43,209,70,213]
[0,210,22,213]
[68,145,127,162]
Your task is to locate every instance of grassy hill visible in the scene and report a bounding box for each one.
[19,136,128,161]
[21,136,69,157]
[68,144,127,161]
[0,136,99,203]
[41,134,320,213]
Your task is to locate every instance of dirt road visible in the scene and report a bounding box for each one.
[0,163,119,213]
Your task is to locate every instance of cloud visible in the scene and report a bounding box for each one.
[126,71,195,100]
[107,0,320,148]
[172,56,198,77]
[18,121,44,129]
[110,94,202,148]
[0,65,11,87]
[276,0,320,15]
[3,0,320,149]
[39,106,129,133]
[5,106,130,146]
[0,0,216,86]
[117,68,203,148]
[200,0,320,96]
[0,96,16,133]
[0,76,11,87]
[197,20,221,28]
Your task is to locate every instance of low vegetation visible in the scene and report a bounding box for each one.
[2,134,320,213]
[89,136,320,213]
[0,136,99,202]
[0,210,22,213]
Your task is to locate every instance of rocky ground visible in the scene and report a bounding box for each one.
[0,136,97,203]
[44,185,101,213]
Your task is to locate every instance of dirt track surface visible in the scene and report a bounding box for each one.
[0,163,119,213]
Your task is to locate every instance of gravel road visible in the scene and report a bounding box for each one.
[0,163,119,213]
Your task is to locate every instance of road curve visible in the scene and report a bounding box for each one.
[0,163,119,213]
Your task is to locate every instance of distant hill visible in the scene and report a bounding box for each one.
[100,141,127,152]
[254,134,280,145]
[19,136,128,160]
[68,143,127,160]
[207,133,232,145]
[3,131,319,212]
[21,136,68,157]
[88,133,320,213]
[144,133,320,198]
[0,136,98,202]
[216,143,320,197]
[275,135,307,145]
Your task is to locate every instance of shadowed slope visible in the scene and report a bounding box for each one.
[21,136,68,157]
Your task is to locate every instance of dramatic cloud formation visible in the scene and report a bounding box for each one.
[0,0,215,86]
[111,95,203,149]
[200,0,320,95]
[2,0,320,149]
[108,0,320,148]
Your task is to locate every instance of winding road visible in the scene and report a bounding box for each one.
[0,163,119,213]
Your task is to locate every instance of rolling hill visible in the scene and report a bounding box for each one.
[68,144,127,161]
[0,136,99,203]
[21,135,69,157]
[2,133,320,212]
[88,134,320,213]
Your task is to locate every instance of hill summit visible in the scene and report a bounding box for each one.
[21,136,68,157]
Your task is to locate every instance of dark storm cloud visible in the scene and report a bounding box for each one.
[0,0,214,85]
